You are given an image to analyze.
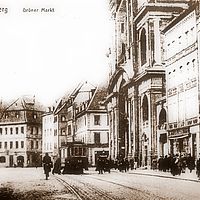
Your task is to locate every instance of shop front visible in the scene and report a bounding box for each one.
[168,127,197,158]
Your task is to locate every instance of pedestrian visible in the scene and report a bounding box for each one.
[171,154,181,176]
[196,157,200,180]
[96,157,104,174]
[158,156,164,171]
[125,158,129,172]
[52,157,61,175]
[186,154,195,173]
[42,153,52,180]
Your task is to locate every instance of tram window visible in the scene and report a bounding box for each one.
[75,147,78,156]
[72,148,75,156]
[79,147,82,156]
[83,148,86,156]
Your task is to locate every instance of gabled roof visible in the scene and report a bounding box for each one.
[3,96,45,112]
[87,87,107,111]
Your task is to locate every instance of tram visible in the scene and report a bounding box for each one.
[60,142,88,174]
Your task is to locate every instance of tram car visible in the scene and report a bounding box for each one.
[60,142,88,174]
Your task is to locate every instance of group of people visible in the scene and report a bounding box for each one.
[42,153,61,180]
[96,157,137,174]
[42,152,200,180]
[156,154,200,179]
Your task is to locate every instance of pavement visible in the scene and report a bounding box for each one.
[88,167,200,182]
[128,167,200,183]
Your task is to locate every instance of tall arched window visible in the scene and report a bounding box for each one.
[159,108,166,126]
[140,28,147,66]
[142,95,148,121]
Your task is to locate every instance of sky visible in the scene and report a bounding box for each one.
[0,0,112,106]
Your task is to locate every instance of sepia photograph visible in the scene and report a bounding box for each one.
[0,0,200,199]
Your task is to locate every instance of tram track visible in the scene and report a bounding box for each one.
[55,175,119,200]
[82,174,167,200]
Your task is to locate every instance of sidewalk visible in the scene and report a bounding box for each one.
[128,168,200,182]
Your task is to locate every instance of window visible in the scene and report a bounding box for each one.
[16,127,18,134]
[140,28,147,65]
[61,115,66,122]
[142,95,149,121]
[61,128,66,136]
[159,108,166,127]
[21,127,24,134]
[94,115,100,125]
[36,127,39,135]
[0,142,2,148]
[10,128,13,135]
[33,113,37,119]
[54,116,57,123]
[15,111,19,118]
[36,141,39,149]
[121,23,124,33]
[54,129,57,136]
[68,125,71,135]
[122,43,126,55]
[16,141,18,149]
[31,141,34,149]
[5,128,7,135]
[0,128,2,135]
[94,132,100,144]
[31,127,33,134]
[5,113,9,119]
[10,141,13,149]
[4,142,7,149]
[21,141,24,148]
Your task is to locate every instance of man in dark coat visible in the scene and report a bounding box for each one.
[42,153,52,180]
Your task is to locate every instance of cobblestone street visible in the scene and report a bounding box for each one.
[0,167,200,200]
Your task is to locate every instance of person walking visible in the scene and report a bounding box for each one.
[42,153,52,180]
[196,157,200,180]
[186,154,195,173]
[52,157,61,175]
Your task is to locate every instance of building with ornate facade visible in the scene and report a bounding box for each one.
[106,0,195,167]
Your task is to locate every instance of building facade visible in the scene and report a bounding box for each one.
[163,3,200,159]
[41,82,109,166]
[42,108,58,158]
[74,86,109,166]
[0,97,44,167]
[106,0,192,167]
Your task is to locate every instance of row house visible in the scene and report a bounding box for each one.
[42,82,109,166]
[74,85,109,165]
[106,0,192,167]
[42,107,58,158]
[0,96,44,167]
